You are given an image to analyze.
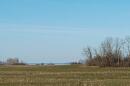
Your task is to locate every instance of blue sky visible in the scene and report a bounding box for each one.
[0,0,130,63]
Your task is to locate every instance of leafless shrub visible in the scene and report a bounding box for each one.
[84,37,130,67]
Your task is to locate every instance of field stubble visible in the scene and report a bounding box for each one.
[0,65,130,86]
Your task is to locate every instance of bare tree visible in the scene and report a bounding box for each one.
[125,37,130,56]
[6,58,19,65]
[84,37,129,67]
[124,37,130,66]
[83,46,93,60]
[114,38,125,66]
[100,38,113,56]
[83,46,94,65]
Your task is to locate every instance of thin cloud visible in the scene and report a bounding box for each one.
[0,23,129,38]
[0,23,111,34]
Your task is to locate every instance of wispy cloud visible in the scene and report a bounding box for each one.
[0,23,87,31]
[0,23,129,38]
[0,23,111,34]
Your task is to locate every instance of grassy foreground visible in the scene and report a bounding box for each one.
[0,65,130,86]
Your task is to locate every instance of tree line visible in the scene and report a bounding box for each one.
[83,37,130,67]
[0,58,25,65]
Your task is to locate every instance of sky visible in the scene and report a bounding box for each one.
[0,0,130,63]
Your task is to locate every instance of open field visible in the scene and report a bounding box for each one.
[0,65,130,86]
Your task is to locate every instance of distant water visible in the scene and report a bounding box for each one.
[28,63,70,65]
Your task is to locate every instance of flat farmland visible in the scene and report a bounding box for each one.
[0,65,130,86]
